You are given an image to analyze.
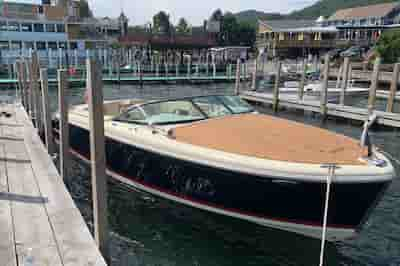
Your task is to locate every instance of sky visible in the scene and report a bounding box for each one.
[15,0,317,26]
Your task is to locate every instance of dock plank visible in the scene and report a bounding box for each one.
[0,137,17,266]
[1,110,63,266]
[16,106,107,266]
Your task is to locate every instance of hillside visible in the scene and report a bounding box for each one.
[234,10,283,26]
[289,0,396,19]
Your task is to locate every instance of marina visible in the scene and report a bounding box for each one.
[0,0,400,265]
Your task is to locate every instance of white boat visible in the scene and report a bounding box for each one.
[53,94,395,241]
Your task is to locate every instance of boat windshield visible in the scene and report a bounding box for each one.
[114,95,254,125]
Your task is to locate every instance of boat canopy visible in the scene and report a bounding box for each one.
[114,95,254,125]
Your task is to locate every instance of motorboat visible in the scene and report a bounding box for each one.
[282,80,369,102]
[53,94,395,241]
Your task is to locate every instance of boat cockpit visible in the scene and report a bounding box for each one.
[112,95,255,126]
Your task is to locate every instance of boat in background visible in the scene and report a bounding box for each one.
[53,94,395,241]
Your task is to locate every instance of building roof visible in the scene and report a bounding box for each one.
[329,2,400,21]
[259,20,316,31]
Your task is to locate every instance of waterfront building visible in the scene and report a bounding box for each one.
[257,1,400,58]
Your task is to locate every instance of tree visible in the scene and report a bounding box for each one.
[153,11,171,34]
[176,18,190,34]
[210,9,223,22]
[79,0,93,18]
[376,29,400,63]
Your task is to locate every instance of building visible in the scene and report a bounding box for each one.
[256,2,400,58]
[256,19,338,58]
[0,0,127,54]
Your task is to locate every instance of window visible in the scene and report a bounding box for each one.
[69,42,77,49]
[21,23,32,32]
[46,24,56,32]
[8,22,19,31]
[217,96,253,114]
[56,24,65,33]
[34,24,44,32]
[24,42,34,49]
[10,41,21,49]
[0,21,7,31]
[116,100,205,125]
[58,42,67,49]
[36,41,46,50]
[48,42,57,50]
[192,96,231,118]
[0,41,9,49]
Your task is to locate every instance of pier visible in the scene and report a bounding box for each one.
[240,56,400,128]
[0,102,107,265]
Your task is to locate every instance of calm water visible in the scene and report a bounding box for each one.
[3,82,400,266]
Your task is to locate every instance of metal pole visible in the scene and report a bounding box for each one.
[86,59,110,263]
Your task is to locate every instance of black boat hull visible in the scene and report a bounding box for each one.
[54,122,391,241]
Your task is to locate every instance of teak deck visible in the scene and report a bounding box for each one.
[173,113,366,165]
[0,103,106,266]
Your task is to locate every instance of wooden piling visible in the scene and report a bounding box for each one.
[340,57,350,105]
[335,65,343,90]
[86,59,109,263]
[32,52,42,131]
[320,54,330,118]
[386,62,399,113]
[16,61,25,107]
[212,63,216,78]
[272,61,282,113]
[39,68,54,155]
[368,57,381,115]
[251,58,258,91]
[175,63,179,77]
[21,60,30,113]
[58,69,69,180]
[235,59,241,95]
[28,60,36,122]
[298,59,307,100]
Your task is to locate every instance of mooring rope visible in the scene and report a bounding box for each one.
[319,164,335,266]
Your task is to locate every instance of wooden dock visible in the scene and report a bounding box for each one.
[0,102,107,266]
[0,75,241,88]
[241,90,400,128]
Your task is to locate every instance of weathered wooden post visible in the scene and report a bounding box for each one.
[320,54,330,119]
[340,57,350,105]
[272,61,282,113]
[58,69,69,180]
[175,63,179,77]
[22,60,30,113]
[251,58,258,91]
[187,57,191,77]
[32,51,42,131]
[335,65,343,89]
[235,59,241,95]
[212,63,216,78]
[86,59,110,263]
[298,59,307,100]
[368,57,381,115]
[156,63,160,77]
[165,63,169,77]
[16,61,25,107]
[195,64,199,77]
[74,49,78,67]
[39,68,54,155]
[386,63,400,113]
